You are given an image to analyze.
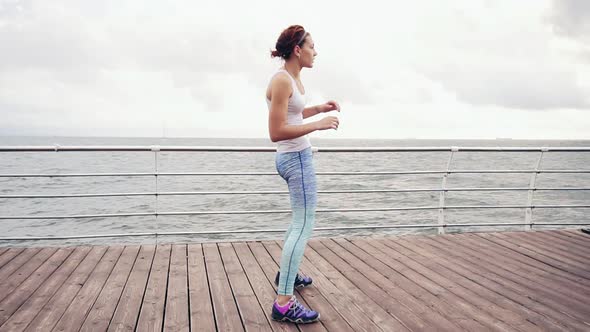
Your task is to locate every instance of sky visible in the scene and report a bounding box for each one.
[0,0,589,139]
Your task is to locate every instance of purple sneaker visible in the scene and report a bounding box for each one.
[275,272,313,289]
[271,297,320,323]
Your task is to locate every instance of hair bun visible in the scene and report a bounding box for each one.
[271,25,307,60]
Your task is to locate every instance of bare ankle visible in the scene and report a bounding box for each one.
[276,295,292,306]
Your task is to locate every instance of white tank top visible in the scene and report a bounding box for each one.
[266,69,311,152]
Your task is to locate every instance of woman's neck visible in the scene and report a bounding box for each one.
[283,60,301,80]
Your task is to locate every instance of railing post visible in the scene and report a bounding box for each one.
[525,148,545,231]
[438,147,457,234]
[151,146,160,243]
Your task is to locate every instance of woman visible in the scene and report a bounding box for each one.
[266,24,340,324]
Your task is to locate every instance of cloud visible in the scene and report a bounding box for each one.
[418,61,588,110]
[305,66,374,105]
[409,1,590,110]
[0,0,275,123]
[548,0,590,43]
[0,0,588,139]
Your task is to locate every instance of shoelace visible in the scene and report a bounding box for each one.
[295,273,307,283]
[290,298,310,317]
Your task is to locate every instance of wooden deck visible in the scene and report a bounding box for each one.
[0,229,589,331]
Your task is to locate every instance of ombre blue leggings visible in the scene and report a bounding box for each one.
[275,147,317,296]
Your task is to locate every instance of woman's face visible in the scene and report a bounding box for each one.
[298,36,317,68]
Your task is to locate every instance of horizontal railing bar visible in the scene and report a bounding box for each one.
[1,169,589,178]
[2,204,589,219]
[1,146,590,152]
[2,222,589,241]
[135,204,590,213]
[531,223,590,226]
[452,170,590,174]
[2,187,590,199]
[529,205,590,209]
[0,172,156,177]
[0,212,154,219]
[318,147,590,152]
[0,193,161,198]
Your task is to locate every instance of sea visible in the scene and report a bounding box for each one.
[1,136,589,247]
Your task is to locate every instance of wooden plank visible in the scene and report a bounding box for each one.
[0,248,9,257]
[416,235,587,331]
[482,233,590,280]
[559,228,589,237]
[0,230,587,332]
[351,235,496,331]
[0,247,58,302]
[0,248,74,327]
[0,248,41,281]
[551,230,590,249]
[0,246,91,330]
[467,235,590,315]
[265,240,362,332]
[358,238,516,331]
[461,233,590,296]
[551,231,590,255]
[0,248,25,269]
[22,246,108,332]
[203,243,244,332]
[469,230,590,294]
[455,232,590,299]
[79,246,140,332]
[494,232,588,271]
[163,244,190,332]
[249,241,333,332]
[561,229,590,242]
[52,245,124,332]
[530,231,590,261]
[329,237,485,331]
[311,238,435,331]
[265,240,402,332]
[136,244,171,332]
[340,237,489,331]
[514,232,590,265]
[218,243,272,332]
[468,233,590,290]
[186,244,216,332]
[251,240,330,332]
[475,232,590,284]
[107,245,155,332]
[389,236,561,331]
[232,242,300,332]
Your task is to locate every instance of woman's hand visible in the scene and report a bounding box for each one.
[317,100,341,113]
[316,116,340,130]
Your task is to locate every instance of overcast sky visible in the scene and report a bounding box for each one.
[1,0,589,139]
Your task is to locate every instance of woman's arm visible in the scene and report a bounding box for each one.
[303,101,341,119]
[268,76,338,142]
[302,105,320,119]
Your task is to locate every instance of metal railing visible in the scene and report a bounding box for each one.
[0,145,589,241]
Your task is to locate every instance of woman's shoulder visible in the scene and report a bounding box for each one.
[269,70,292,83]
[266,70,293,101]
[269,71,293,90]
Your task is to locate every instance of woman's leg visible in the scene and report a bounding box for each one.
[277,148,317,296]
[272,148,319,323]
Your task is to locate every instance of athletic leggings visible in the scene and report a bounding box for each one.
[275,147,317,296]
